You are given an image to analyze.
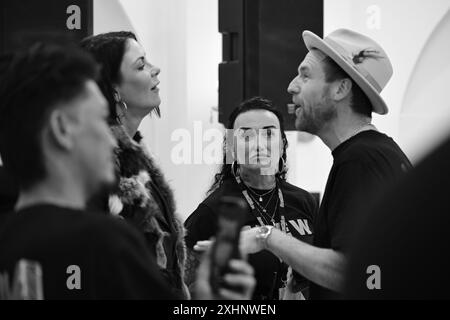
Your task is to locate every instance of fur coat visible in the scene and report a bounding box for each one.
[108,125,189,299]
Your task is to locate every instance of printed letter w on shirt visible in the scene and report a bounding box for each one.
[288,219,312,235]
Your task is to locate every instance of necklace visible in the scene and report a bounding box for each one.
[262,197,279,225]
[254,196,279,226]
[247,188,276,213]
[234,173,288,232]
[246,185,276,202]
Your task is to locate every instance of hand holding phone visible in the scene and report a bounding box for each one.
[209,196,247,295]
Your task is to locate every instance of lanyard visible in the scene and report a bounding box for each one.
[234,173,289,234]
[234,173,289,289]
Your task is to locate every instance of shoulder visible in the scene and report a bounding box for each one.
[333,131,411,179]
[202,178,241,207]
[336,131,407,165]
[341,131,386,157]
[280,180,318,216]
[345,131,399,157]
[280,180,313,199]
[184,179,240,243]
[185,183,229,226]
[3,206,144,256]
[79,212,144,251]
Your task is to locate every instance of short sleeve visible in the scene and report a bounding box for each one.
[96,221,177,299]
[327,161,381,252]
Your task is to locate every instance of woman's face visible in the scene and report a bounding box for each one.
[115,39,161,115]
[232,109,284,175]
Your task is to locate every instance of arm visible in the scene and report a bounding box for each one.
[268,160,379,292]
[240,227,346,292]
[268,228,346,292]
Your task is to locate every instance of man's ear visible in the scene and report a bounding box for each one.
[47,109,75,150]
[332,78,353,102]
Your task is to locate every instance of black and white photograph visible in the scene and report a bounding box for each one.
[1,0,449,310]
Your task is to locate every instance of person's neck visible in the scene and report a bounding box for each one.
[240,167,276,190]
[317,111,375,151]
[122,110,145,138]
[15,176,87,212]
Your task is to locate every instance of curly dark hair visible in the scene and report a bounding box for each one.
[0,43,99,190]
[208,97,289,194]
[80,31,160,124]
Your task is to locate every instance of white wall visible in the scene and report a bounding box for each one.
[399,9,450,163]
[94,0,220,220]
[289,0,450,201]
[94,0,450,219]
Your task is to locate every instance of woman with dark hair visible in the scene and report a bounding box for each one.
[80,32,189,298]
[185,97,317,300]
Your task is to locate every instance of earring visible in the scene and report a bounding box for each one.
[119,100,128,111]
[114,91,127,123]
[231,160,239,177]
[113,91,126,109]
[278,157,286,174]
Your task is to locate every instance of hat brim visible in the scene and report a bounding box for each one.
[302,31,388,115]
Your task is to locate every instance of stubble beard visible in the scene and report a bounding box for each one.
[295,89,337,135]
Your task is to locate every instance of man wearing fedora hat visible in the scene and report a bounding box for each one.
[239,29,412,299]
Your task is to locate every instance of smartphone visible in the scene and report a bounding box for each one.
[209,196,247,295]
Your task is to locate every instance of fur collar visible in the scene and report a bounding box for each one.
[109,125,189,298]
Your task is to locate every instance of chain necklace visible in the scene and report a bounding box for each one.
[245,184,279,225]
[234,173,288,233]
[245,184,276,202]
[246,187,277,213]
[260,197,279,226]
[251,194,279,226]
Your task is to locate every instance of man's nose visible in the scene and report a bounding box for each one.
[287,77,300,94]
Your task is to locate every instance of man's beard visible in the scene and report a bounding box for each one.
[295,91,337,135]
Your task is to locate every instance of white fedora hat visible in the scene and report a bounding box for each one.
[302,29,393,115]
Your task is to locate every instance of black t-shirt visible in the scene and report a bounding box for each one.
[311,130,411,300]
[0,204,176,299]
[185,178,317,300]
[345,136,450,299]
[0,166,18,216]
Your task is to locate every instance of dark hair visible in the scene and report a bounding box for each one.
[322,55,372,117]
[80,31,137,124]
[80,31,159,124]
[208,97,289,194]
[0,43,99,190]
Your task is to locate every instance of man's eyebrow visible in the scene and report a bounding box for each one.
[299,65,309,74]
